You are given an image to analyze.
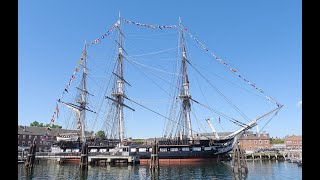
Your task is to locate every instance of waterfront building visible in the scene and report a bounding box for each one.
[18,125,81,152]
[284,135,302,150]
[238,131,271,152]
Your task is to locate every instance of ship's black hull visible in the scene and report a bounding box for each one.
[51,137,236,163]
[133,138,235,163]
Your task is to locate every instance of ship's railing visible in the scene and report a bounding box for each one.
[158,140,190,145]
[35,151,123,157]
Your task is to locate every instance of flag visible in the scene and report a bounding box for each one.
[42,134,48,141]
[55,103,59,118]
[218,117,220,123]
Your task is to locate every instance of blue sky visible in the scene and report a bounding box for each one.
[18,0,301,139]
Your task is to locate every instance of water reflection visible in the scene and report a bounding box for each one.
[24,167,35,180]
[18,160,301,180]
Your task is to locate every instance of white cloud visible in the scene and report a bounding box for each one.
[296,100,302,108]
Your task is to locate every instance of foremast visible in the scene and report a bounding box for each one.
[80,44,88,143]
[59,43,90,143]
[178,17,193,141]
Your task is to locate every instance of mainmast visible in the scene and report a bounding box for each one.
[105,12,134,145]
[178,17,193,140]
[115,12,125,143]
[79,43,88,143]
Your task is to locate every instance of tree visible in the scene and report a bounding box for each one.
[29,121,62,128]
[45,124,62,129]
[30,121,39,127]
[96,130,106,139]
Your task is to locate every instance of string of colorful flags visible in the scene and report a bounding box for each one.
[49,50,86,126]
[87,20,120,46]
[48,20,121,127]
[122,18,178,29]
[185,30,281,106]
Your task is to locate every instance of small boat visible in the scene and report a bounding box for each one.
[297,159,302,166]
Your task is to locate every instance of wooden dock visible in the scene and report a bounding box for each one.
[231,150,302,160]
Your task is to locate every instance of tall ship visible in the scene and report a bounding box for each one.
[48,14,283,163]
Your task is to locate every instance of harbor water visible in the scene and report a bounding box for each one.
[18,160,302,179]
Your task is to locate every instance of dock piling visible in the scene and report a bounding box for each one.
[25,139,37,168]
[80,142,88,169]
[231,141,248,174]
[150,139,159,174]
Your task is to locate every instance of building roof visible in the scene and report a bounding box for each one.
[284,135,302,140]
[18,125,90,136]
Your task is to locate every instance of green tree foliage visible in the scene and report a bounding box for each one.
[270,138,284,144]
[96,130,106,139]
[30,121,39,127]
[29,121,62,128]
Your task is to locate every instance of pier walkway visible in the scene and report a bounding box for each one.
[240,150,302,160]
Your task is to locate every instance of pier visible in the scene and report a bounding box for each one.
[233,150,302,160]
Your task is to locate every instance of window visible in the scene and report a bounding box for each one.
[22,141,25,145]
[266,146,268,149]
[34,135,37,139]
[259,140,262,144]
[23,135,26,139]
[254,140,257,144]
[29,135,32,139]
[249,146,252,150]
[182,147,189,151]
[28,141,31,145]
[192,147,201,151]
[265,140,268,144]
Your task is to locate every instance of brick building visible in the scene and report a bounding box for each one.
[18,125,80,152]
[284,135,302,149]
[238,131,271,152]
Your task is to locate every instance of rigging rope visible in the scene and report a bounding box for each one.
[193,69,227,131]
[124,56,173,97]
[258,108,281,133]
[185,30,281,106]
[128,47,177,57]
[128,59,182,76]
[193,63,267,101]
[186,58,251,123]
[190,98,247,127]
[124,96,213,140]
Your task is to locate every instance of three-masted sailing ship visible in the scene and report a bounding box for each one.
[49,14,283,163]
